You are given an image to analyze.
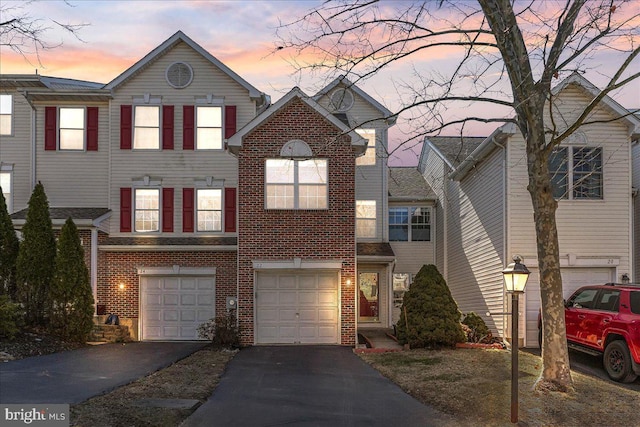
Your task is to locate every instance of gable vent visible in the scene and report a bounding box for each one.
[329,88,354,112]
[166,62,193,89]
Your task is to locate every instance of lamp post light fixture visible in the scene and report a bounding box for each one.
[502,255,530,424]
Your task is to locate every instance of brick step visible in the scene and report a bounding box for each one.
[91,324,132,343]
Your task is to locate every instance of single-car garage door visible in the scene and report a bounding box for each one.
[141,276,215,341]
[256,271,339,344]
[525,267,613,347]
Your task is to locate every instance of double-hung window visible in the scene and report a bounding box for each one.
[356,200,377,238]
[265,159,328,209]
[356,129,376,166]
[134,106,160,149]
[134,188,160,232]
[549,146,602,200]
[389,207,431,241]
[0,94,12,135]
[196,106,222,149]
[0,171,11,213]
[59,107,85,150]
[197,188,222,231]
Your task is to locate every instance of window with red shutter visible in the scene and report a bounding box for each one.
[162,188,174,232]
[120,187,132,232]
[183,188,195,232]
[86,107,99,151]
[224,105,236,139]
[44,107,57,150]
[224,187,236,232]
[162,105,174,150]
[183,105,194,150]
[120,105,132,149]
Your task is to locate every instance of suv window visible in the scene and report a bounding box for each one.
[570,288,598,309]
[630,291,640,315]
[594,289,620,312]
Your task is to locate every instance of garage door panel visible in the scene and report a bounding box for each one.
[141,276,215,341]
[256,271,338,344]
[525,267,613,347]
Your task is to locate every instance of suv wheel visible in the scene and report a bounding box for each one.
[603,340,638,383]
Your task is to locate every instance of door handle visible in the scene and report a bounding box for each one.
[602,318,610,324]
[578,315,586,319]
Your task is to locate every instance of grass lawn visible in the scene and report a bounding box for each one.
[359,348,639,427]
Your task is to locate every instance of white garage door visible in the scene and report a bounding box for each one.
[256,271,339,344]
[525,267,613,347]
[141,276,215,341]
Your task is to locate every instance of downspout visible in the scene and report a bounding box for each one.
[494,137,509,341]
[91,228,98,303]
[22,92,37,188]
[443,167,448,281]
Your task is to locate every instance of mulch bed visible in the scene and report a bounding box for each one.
[0,330,86,361]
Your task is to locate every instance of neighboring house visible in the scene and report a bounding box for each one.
[0,31,429,345]
[420,73,640,347]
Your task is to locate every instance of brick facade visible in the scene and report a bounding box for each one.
[237,96,357,346]
[96,251,237,319]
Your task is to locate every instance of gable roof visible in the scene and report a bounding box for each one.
[388,167,436,201]
[227,87,367,156]
[314,75,397,126]
[422,136,487,170]
[104,31,266,104]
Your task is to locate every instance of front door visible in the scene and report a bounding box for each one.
[358,272,379,322]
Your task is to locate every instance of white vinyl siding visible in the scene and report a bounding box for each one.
[59,107,85,150]
[0,92,31,212]
[446,147,506,337]
[134,106,160,149]
[196,106,222,150]
[0,94,12,135]
[197,188,222,231]
[108,42,254,236]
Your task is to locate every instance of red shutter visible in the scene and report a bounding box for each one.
[44,107,57,150]
[183,105,194,150]
[224,105,236,139]
[224,187,237,232]
[162,188,174,232]
[120,188,132,232]
[86,107,99,151]
[183,188,195,232]
[162,105,174,150]
[120,105,132,149]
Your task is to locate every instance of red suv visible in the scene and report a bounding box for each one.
[538,283,640,383]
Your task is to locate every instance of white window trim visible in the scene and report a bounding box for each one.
[389,206,432,242]
[195,105,223,151]
[58,106,87,151]
[550,146,603,201]
[0,94,13,136]
[265,158,329,210]
[133,104,161,150]
[196,188,223,232]
[356,129,376,166]
[356,200,377,239]
[133,187,161,233]
[0,167,12,214]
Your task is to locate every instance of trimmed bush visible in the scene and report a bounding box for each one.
[462,312,492,343]
[396,264,465,348]
[50,218,95,342]
[0,295,22,340]
[0,191,19,299]
[16,182,56,327]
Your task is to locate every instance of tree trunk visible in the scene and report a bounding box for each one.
[526,130,574,392]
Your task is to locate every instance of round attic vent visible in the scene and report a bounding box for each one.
[329,88,354,112]
[166,62,193,88]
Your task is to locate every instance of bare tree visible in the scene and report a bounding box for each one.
[277,0,639,392]
[0,0,87,66]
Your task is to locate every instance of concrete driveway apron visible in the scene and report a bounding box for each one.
[183,346,455,427]
[0,342,206,404]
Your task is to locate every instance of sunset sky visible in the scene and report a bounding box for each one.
[1,0,638,165]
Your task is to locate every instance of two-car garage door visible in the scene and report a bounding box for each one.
[255,271,339,344]
[141,276,215,341]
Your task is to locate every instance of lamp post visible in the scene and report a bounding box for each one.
[502,255,530,424]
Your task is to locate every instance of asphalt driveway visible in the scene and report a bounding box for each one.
[183,346,455,427]
[0,342,206,404]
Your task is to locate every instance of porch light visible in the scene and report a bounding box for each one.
[502,255,530,424]
[118,282,126,290]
